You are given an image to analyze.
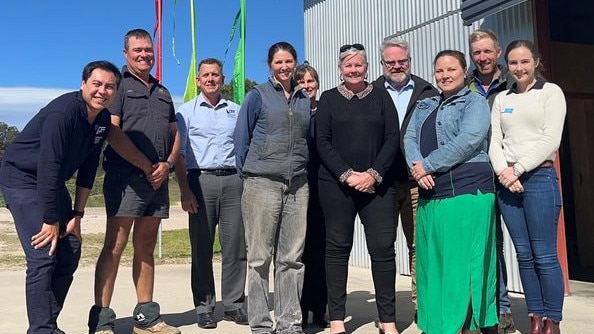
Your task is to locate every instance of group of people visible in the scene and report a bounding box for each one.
[0,25,566,334]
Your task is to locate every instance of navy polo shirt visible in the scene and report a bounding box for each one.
[103,66,176,170]
[0,91,111,222]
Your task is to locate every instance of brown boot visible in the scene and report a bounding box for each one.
[530,315,544,334]
[543,318,560,334]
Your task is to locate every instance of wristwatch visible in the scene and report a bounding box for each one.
[165,160,175,172]
[72,209,84,218]
[512,164,522,177]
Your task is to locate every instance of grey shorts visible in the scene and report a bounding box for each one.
[103,167,169,218]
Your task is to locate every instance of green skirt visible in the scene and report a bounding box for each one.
[416,191,497,334]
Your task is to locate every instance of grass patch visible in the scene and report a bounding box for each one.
[0,226,221,271]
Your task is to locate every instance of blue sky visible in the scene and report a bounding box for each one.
[0,0,304,130]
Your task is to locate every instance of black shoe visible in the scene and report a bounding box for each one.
[197,311,217,329]
[223,308,249,325]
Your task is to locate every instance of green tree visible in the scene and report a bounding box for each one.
[0,121,20,163]
[220,78,258,103]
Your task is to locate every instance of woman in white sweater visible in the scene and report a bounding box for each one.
[489,40,566,334]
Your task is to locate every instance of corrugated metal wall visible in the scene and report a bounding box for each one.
[304,0,469,93]
[303,0,534,293]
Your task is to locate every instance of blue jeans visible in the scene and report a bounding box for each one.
[495,209,512,315]
[242,175,308,334]
[497,167,563,322]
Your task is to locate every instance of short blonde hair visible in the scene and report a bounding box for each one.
[468,29,500,51]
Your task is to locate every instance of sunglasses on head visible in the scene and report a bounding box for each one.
[340,43,365,53]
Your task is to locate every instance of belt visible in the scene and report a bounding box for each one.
[199,169,237,176]
[508,160,553,168]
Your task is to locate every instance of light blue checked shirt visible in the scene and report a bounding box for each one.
[385,77,415,128]
[176,93,239,170]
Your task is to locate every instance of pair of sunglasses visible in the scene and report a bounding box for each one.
[339,43,365,52]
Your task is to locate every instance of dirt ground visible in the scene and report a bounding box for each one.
[0,204,189,235]
[0,205,191,270]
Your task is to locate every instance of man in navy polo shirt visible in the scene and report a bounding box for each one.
[0,60,157,334]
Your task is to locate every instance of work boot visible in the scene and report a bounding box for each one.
[543,318,560,334]
[530,315,544,334]
[133,321,181,334]
[498,313,516,334]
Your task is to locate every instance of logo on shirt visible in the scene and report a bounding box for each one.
[94,126,108,144]
[226,109,236,114]
[503,107,514,114]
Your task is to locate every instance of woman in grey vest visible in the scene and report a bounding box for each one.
[234,41,312,334]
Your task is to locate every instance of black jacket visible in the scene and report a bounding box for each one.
[372,74,439,181]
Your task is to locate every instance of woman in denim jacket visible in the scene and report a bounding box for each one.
[403,50,497,334]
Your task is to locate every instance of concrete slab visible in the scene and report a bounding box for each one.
[1,264,593,333]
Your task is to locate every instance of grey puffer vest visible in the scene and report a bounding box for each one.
[242,79,311,180]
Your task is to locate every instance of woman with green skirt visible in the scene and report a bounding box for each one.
[403,50,498,334]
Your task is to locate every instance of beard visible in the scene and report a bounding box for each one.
[385,69,411,86]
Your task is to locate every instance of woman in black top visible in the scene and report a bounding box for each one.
[316,44,400,334]
[295,62,329,329]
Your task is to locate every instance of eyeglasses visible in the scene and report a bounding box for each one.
[340,43,365,53]
[381,58,410,68]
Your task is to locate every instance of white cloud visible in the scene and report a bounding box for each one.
[0,87,71,130]
[0,87,185,131]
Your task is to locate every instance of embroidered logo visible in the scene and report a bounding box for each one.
[503,107,514,114]
[135,312,146,322]
[94,126,108,144]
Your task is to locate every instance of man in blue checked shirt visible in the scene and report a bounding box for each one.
[174,58,248,329]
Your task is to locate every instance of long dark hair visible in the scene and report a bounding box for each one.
[504,40,546,80]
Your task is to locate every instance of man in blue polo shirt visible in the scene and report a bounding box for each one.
[174,58,247,329]
[0,61,157,334]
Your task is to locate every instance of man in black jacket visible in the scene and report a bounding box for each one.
[372,37,439,322]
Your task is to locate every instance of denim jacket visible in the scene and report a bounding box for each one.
[403,87,491,174]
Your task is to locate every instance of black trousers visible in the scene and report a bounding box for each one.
[318,179,396,323]
[187,170,246,313]
[301,175,327,316]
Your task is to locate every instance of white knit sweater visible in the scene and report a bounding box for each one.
[489,80,566,175]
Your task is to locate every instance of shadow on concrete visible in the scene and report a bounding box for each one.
[108,290,533,334]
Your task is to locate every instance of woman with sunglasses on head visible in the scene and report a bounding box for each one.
[316,43,400,334]
[489,40,566,334]
[403,50,497,334]
[234,41,312,334]
[295,62,329,329]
